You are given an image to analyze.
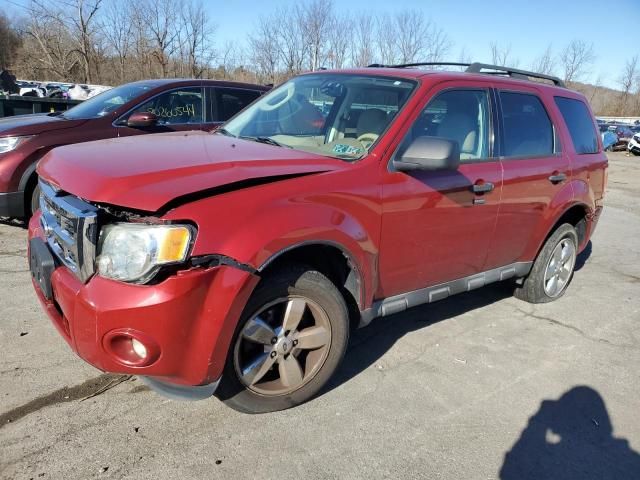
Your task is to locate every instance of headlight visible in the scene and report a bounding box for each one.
[0,135,32,154]
[96,223,193,283]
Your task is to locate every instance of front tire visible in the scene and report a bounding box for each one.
[216,267,350,413]
[514,223,579,304]
[29,182,41,217]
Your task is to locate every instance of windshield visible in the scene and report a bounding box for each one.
[222,74,417,161]
[62,83,155,120]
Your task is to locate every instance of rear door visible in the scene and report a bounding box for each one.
[379,83,503,297]
[485,86,571,268]
[210,87,262,126]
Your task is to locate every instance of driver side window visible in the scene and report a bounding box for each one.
[400,89,490,162]
[130,88,203,125]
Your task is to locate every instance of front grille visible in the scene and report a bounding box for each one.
[39,180,98,282]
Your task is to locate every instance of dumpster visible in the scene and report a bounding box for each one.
[0,95,82,118]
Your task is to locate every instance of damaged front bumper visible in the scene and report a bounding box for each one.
[28,212,260,399]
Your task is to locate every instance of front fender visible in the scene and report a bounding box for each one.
[164,166,382,309]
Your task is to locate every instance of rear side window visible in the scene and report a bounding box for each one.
[215,88,261,121]
[500,92,554,158]
[554,97,599,154]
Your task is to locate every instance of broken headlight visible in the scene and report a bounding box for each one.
[96,223,192,283]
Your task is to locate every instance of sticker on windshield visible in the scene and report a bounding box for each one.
[332,144,363,156]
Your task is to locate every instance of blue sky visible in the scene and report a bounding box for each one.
[4,0,639,89]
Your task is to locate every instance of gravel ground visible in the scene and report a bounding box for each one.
[1,151,639,480]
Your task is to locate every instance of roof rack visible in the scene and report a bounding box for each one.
[366,61,566,88]
[465,63,566,88]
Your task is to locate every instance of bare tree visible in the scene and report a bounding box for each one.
[101,0,132,82]
[139,0,179,77]
[376,15,397,65]
[617,55,638,116]
[392,10,450,65]
[69,0,103,83]
[178,0,216,78]
[489,42,519,67]
[559,39,595,84]
[22,1,80,80]
[275,8,306,76]
[298,0,333,71]
[351,13,375,67]
[531,44,555,75]
[249,15,281,84]
[326,14,351,69]
[0,13,22,70]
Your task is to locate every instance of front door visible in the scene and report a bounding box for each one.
[117,86,205,137]
[379,86,502,297]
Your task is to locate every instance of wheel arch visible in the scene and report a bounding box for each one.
[257,241,366,329]
[539,202,591,255]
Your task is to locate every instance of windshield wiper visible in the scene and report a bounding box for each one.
[240,135,292,148]
[216,127,236,137]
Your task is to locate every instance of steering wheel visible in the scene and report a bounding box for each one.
[259,82,295,111]
[357,133,379,149]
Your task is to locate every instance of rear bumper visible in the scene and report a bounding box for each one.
[0,190,25,217]
[28,213,260,393]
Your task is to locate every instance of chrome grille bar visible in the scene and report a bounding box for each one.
[39,180,98,282]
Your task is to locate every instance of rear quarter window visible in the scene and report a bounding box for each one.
[554,97,599,154]
[215,88,261,121]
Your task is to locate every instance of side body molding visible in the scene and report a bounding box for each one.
[360,261,533,327]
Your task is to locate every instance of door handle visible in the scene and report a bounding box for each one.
[548,172,567,184]
[472,182,495,194]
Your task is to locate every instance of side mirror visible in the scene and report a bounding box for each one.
[127,111,158,128]
[393,136,460,172]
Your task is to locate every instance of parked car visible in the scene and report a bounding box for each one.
[0,79,269,218]
[627,132,640,155]
[599,124,617,151]
[28,63,607,413]
[608,124,634,150]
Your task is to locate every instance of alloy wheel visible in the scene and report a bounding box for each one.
[233,296,332,396]
[543,238,577,297]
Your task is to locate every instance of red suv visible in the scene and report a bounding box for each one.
[28,63,607,413]
[0,79,268,218]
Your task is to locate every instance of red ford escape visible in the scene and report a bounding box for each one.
[0,79,268,218]
[28,63,607,413]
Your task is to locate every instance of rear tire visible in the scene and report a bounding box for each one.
[514,223,579,304]
[216,267,349,413]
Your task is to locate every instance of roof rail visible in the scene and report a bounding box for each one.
[465,62,566,88]
[367,61,566,88]
[368,62,471,69]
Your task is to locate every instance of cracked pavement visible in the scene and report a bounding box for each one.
[1,152,639,479]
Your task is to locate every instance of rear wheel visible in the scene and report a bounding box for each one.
[514,223,578,303]
[216,267,349,413]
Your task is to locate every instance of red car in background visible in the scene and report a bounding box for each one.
[0,79,269,218]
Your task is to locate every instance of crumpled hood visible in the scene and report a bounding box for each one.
[38,131,345,212]
[0,113,87,136]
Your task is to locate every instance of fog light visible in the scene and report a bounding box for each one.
[103,329,160,367]
[131,338,148,358]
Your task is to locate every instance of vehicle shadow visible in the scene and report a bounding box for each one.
[500,386,640,479]
[326,280,515,393]
[327,242,593,396]
[575,240,593,271]
[0,217,27,229]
